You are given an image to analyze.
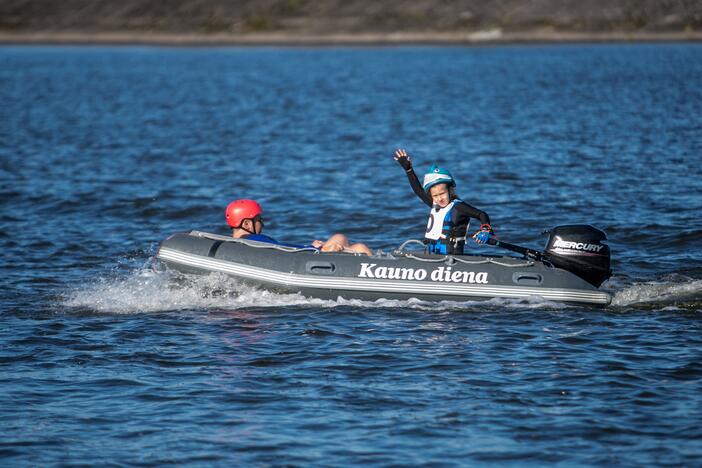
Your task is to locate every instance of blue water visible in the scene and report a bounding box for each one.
[1,44,701,465]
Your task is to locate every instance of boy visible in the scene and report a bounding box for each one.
[394,148,493,255]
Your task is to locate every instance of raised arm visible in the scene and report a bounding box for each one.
[394,148,432,207]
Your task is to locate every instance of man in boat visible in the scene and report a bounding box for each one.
[394,148,494,255]
[225,199,372,256]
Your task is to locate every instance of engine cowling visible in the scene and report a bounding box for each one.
[543,225,612,287]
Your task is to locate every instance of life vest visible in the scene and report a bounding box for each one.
[242,233,279,244]
[242,233,317,250]
[424,200,469,254]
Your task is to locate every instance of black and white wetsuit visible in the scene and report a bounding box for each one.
[404,168,491,255]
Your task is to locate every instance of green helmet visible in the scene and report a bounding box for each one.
[422,164,455,192]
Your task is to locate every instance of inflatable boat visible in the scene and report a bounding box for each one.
[156,225,612,306]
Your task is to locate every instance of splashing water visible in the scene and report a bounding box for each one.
[611,277,702,307]
[62,269,321,313]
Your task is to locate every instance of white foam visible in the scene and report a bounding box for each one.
[62,268,324,314]
[611,278,702,307]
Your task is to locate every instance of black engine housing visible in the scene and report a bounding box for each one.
[543,225,612,287]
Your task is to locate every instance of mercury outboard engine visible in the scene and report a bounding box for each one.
[543,225,612,287]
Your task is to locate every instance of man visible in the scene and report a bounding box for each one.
[226,199,372,256]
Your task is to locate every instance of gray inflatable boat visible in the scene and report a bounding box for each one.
[156,225,612,306]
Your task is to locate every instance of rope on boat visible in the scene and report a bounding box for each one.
[454,256,535,268]
[397,239,426,251]
[403,253,532,267]
[190,230,319,253]
[236,242,320,253]
[403,253,449,263]
[395,238,535,267]
[189,230,367,255]
[188,231,537,263]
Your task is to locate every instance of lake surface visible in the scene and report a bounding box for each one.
[1,44,701,466]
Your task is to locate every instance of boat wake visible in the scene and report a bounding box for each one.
[610,276,702,309]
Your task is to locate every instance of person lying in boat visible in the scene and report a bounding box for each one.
[225,199,372,256]
[394,148,494,255]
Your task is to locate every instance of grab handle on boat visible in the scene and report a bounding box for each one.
[306,261,337,275]
[512,272,544,286]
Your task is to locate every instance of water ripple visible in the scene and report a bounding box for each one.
[2,44,701,466]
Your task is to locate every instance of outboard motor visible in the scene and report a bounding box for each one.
[543,225,612,287]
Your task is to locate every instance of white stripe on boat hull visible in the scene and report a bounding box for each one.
[157,247,611,305]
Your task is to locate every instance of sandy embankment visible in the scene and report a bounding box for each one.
[2,0,700,46]
[0,29,700,46]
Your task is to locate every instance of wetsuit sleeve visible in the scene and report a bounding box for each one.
[454,202,491,226]
[405,168,433,207]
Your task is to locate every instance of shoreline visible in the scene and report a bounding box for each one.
[1,30,701,46]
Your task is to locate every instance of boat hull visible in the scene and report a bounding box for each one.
[156,231,611,306]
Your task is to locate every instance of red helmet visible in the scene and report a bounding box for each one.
[225,199,263,228]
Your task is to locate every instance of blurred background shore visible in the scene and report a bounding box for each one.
[1,0,701,45]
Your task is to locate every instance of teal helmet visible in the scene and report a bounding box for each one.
[422,164,455,192]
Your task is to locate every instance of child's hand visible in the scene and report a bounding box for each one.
[394,148,412,171]
[472,224,493,244]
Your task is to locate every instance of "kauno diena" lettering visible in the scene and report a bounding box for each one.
[358,263,488,284]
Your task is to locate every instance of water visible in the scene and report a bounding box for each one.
[1,44,701,465]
